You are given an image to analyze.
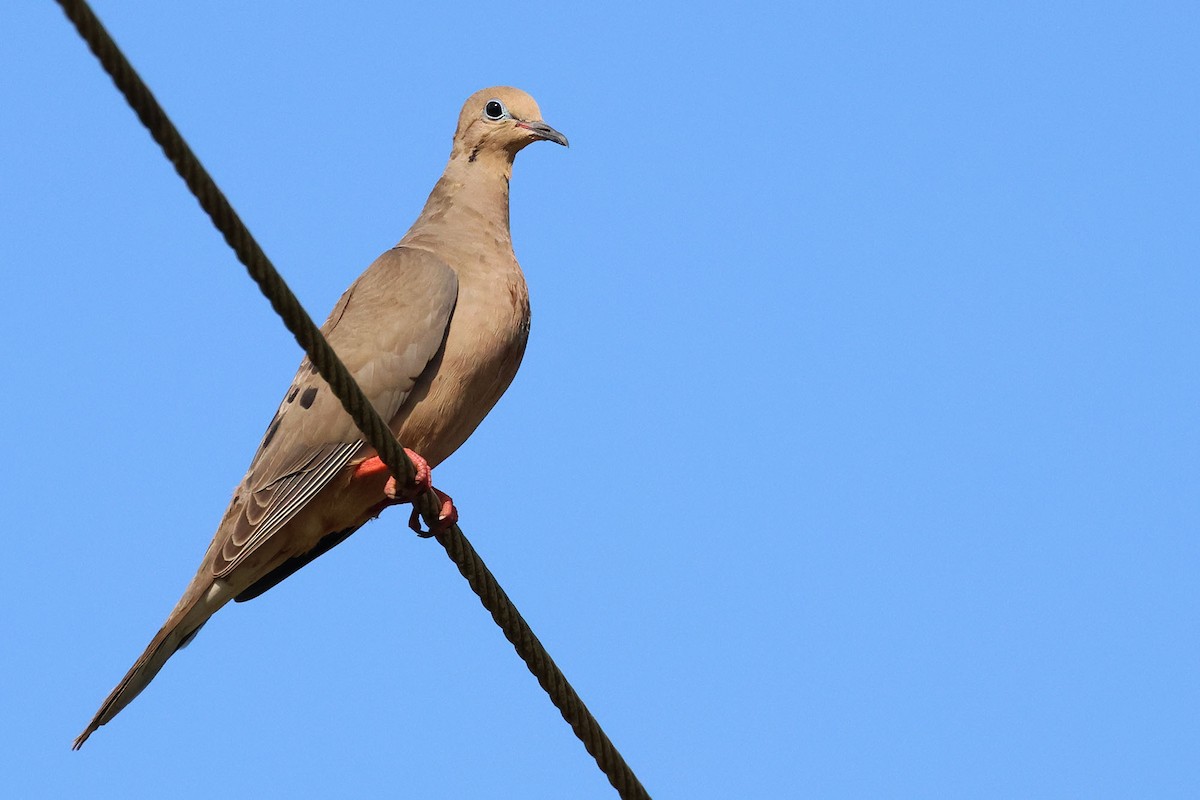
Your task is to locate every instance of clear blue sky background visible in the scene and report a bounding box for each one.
[2,2,1197,797]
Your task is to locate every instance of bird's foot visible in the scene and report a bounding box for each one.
[385,450,434,503]
[353,451,458,536]
[407,487,458,538]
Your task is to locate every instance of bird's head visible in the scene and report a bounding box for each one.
[452,87,568,163]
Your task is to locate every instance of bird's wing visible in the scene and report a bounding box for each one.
[212,246,458,578]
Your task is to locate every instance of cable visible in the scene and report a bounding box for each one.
[53,2,649,797]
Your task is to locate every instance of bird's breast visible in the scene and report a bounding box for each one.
[393,255,530,466]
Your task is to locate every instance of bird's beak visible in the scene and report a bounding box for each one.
[517,120,569,147]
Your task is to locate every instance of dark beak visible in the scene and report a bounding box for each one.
[518,120,569,147]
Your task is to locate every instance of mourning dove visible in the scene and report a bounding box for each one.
[73,87,567,748]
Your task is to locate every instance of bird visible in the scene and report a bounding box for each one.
[73,86,567,749]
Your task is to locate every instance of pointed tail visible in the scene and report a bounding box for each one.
[73,585,223,749]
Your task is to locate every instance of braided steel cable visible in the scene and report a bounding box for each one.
[53,3,649,797]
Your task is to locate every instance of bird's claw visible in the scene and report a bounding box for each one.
[381,448,433,504]
[354,450,457,534]
[408,488,458,537]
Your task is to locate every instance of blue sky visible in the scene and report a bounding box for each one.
[2,2,1197,797]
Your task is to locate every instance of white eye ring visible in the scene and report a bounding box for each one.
[483,99,508,121]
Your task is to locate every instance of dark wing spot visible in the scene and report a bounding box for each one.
[286,384,300,403]
[261,414,281,449]
[300,387,319,409]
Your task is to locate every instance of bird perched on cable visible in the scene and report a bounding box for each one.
[73,87,567,748]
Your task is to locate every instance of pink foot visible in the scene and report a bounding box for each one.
[352,450,458,536]
[352,449,431,499]
[407,487,458,537]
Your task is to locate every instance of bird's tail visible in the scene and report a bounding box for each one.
[73,581,225,749]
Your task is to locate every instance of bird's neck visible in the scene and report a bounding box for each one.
[401,150,515,255]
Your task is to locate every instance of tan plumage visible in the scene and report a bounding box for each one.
[74,87,567,748]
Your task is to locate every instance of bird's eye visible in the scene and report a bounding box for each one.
[484,99,507,121]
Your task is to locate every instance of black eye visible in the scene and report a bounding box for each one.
[484,99,506,120]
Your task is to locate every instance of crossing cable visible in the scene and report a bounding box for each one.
[53,2,649,798]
